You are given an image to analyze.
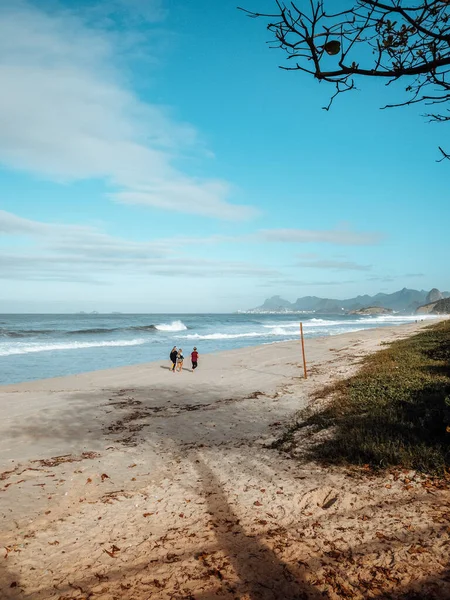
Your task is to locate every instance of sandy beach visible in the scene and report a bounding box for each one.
[1,320,449,599]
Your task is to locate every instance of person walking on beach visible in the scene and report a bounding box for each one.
[191,347,199,371]
[176,348,184,372]
[170,346,177,372]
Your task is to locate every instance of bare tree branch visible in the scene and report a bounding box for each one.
[437,146,450,161]
[239,1,450,159]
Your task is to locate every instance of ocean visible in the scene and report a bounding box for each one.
[0,313,438,385]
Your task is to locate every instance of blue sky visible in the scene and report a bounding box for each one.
[0,0,449,313]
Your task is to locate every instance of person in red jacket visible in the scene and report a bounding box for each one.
[191,347,199,371]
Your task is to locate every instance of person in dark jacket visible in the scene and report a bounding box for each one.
[170,346,177,372]
[191,347,199,371]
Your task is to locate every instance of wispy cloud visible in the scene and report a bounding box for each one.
[0,210,277,282]
[257,279,357,287]
[296,259,372,271]
[0,209,383,285]
[367,273,425,282]
[0,210,168,258]
[0,1,255,219]
[296,252,320,259]
[258,228,384,246]
[0,253,280,282]
[113,180,255,220]
[156,226,384,248]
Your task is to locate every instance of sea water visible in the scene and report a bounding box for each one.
[0,313,438,385]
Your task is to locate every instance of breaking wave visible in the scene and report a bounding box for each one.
[68,321,187,334]
[154,320,187,332]
[2,324,163,337]
[129,325,158,332]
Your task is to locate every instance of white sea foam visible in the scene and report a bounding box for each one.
[351,314,437,323]
[184,332,262,340]
[264,314,440,330]
[183,315,441,342]
[263,322,298,329]
[185,326,350,341]
[265,326,300,336]
[264,319,342,329]
[0,338,146,357]
[304,318,343,326]
[154,320,187,332]
[185,327,310,340]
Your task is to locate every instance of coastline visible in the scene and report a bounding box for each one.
[0,321,435,466]
[0,319,437,391]
[1,313,439,386]
[1,319,449,599]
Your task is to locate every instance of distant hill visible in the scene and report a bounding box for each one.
[434,298,450,314]
[258,295,294,311]
[417,297,450,315]
[349,307,393,316]
[250,288,450,314]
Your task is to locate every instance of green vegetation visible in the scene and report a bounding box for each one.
[276,321,450,476]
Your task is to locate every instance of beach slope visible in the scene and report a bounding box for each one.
[1,321,449,599]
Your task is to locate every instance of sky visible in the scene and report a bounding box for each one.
[0,0,449,313]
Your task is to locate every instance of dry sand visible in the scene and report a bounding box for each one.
[1,321,449,599]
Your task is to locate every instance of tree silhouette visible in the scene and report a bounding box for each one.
[240,1,450,160]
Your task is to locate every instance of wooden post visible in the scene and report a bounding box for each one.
[300,322,307,379]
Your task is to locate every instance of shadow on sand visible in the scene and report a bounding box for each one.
[19,452,450,599]
[193,454,319,599]
[0,560,21,600]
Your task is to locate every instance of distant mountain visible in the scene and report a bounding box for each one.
[259,295,295,311]
[250,288,450,314]
[426,288,444,303]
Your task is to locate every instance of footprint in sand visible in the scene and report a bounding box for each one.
[298,486,343,512]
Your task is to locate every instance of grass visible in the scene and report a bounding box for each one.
[274,320,450,476]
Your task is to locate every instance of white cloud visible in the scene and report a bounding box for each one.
[0,2,255,219]
[154,227,384,247]
[114,180,255,220]
[0,209,383,286]
[258,228,384,245]
[0,209,168,258]
[0,253,279,282]
[0,210,277,282]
